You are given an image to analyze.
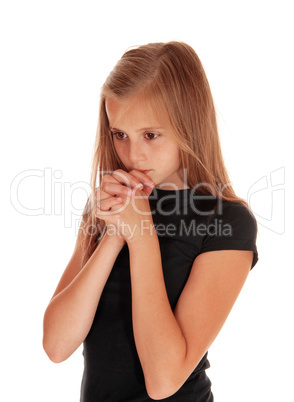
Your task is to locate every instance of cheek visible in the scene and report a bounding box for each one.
[176,149,182,166]
[113,142,124,158]
[167,144,182,163]
[153,144,179,163]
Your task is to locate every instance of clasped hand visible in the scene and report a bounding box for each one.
[94,169,155,243]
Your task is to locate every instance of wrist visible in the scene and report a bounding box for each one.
[126,221,157,246]
[103,227,126,249]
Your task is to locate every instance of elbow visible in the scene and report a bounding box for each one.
[42,314,72,363]
[45,351,64,364]
[147,386,180,400]
[144,354,188,399]
[145,377,182,400]
[42,335,69,364]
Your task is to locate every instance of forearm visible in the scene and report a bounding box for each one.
[128,230,187,396]
[43,234,123,363]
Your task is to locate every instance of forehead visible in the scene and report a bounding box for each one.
[105,95,171,129]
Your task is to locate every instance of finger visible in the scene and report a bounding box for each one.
[112,169,147,191]
[128,170,155,194]
[128,170,155,188]
[102,181,133,197]
[142,184,154,196]
[94,205,114,219]
[132,185,153,198]
[110,198,128,212]
[94,201,122,218]
[100,173,124,190]
[99,173,126,197]
[95,187,116,202]
[98,195,124,211]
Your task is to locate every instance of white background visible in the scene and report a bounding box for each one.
[2,1,293,401]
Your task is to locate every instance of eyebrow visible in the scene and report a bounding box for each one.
[110,126,165,133]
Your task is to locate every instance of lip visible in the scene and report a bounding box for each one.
[138,169,152,174]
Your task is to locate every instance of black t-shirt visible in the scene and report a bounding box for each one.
[80,188,258,401]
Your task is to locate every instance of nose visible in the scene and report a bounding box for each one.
[127,140,146,164]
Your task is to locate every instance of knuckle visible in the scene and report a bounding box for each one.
[100,199,109,210]
[95,188,106,199]
[101,174,111,186]
[123,186,131,194]
[114,169,129,181]
[129,170,142,183]
[129,170,139,178]
[133,181,143,189]
[93,209,100,218]
[113,169,123,177]
[94,192,102,203]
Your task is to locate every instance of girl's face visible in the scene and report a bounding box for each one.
[105,97,188,190]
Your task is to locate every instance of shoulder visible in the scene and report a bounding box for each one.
[215,200,258,237]
[200,199,259,269]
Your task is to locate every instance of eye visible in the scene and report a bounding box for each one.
[145,132,158,140]
[112,131,127,140]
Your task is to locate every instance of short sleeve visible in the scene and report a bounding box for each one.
[199,201,259,270]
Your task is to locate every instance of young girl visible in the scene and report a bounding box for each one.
[43,41,259,401]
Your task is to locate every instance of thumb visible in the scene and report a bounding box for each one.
[142,182,155,196]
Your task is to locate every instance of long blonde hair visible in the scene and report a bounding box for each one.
[79,41,250,267]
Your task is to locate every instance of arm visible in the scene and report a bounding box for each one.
[43,170,152,363]
[43,230,124,364]
[94,170,254,399]
[127,230,253,399]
